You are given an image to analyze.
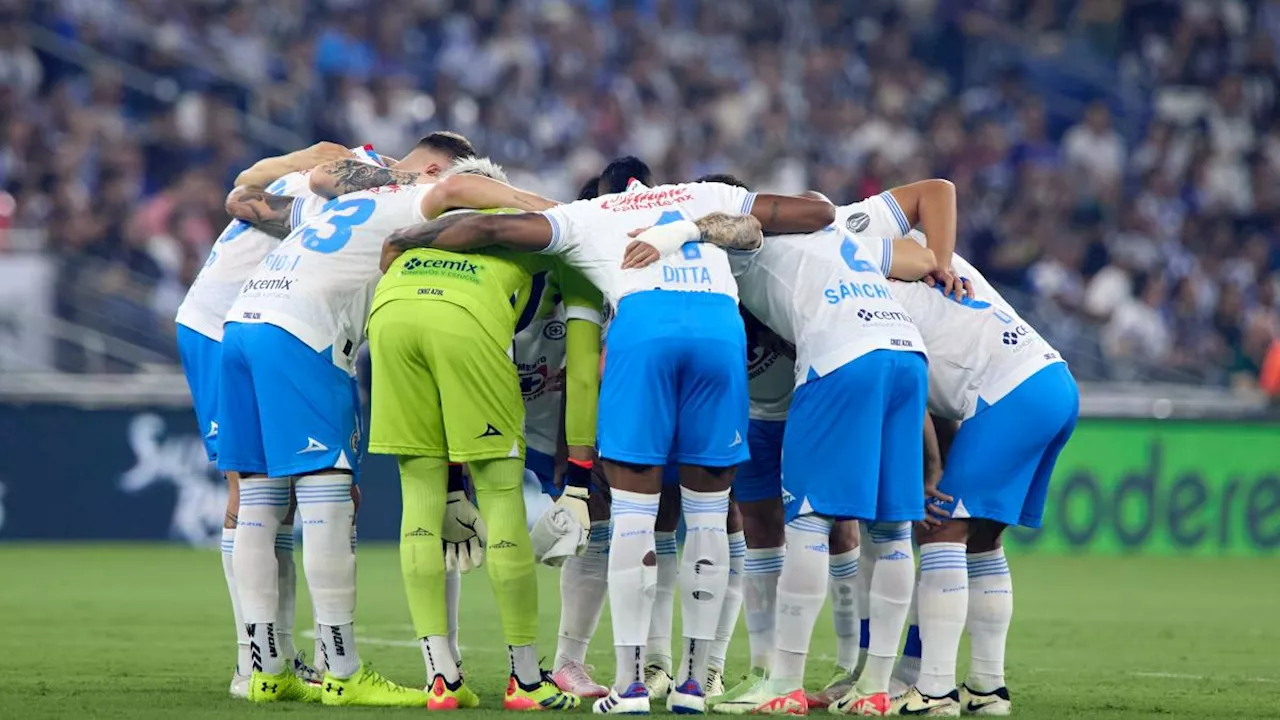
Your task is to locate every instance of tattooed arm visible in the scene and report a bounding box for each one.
[225,186,297,239]
[620,212,763,269]
[234,142,353,189]
[309,158,424,198]
[380,212,554,272]
[694,212,763,251]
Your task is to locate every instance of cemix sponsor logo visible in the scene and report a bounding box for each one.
[855,308,913,323]
[244,277,295,292]
[402,256,478,274]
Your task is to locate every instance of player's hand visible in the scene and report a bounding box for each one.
[922,473,953,528]
[621,237,661,269]
[302,141,357,167]
[545,368,567,392]
[442,490,487,573]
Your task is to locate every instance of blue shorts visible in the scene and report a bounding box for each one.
[599,291,749,467]
[934,363,1078,528]
[782,350,927,523]
[216,322,362,479]
[735,419,785,503]
[528,449,557,496]
[176,325,223,463]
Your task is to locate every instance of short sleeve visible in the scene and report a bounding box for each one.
[682,182,757,220]
[855,236,894,278]
[835,193,910,238]
[537,205,572,255]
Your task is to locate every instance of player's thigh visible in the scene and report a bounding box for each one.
[238,324,360,478]
[938,369,1070,527]
[423,305,525,462]
[674,333,750,467]
[597,314,678,466]
[876,351,928,522]
[177,326,223,462]
[367,301,446,457]
[781,357,884,523]
[214,323,266,475]
[735,419,786,503]
[1020,365,1080,528]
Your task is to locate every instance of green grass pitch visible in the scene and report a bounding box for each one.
[2,545,1278,719]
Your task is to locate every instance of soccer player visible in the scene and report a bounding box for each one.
[366,159,590,711]
[885,234,1078,717]
[379,171,835,714]
[217,140,540,706]
[175,141,379,698]
[625,175,939,716]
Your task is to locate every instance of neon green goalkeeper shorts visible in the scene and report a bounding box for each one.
[367,299,525,462]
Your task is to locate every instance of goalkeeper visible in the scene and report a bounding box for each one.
[368,178,599,711]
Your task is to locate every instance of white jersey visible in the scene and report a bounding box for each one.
[516,305,567,457]
[175,146,385,341]
[175,172,315,341]
[835,191,913,239]
[538,181,757,309]
[890,245,1064,420]
[227,184,431,375]
[730,225,925,388]
[747,346,794,421]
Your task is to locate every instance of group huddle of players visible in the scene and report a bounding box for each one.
[174,132,1078,717]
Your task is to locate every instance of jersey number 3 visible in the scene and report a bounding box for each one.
[301,197,377,254]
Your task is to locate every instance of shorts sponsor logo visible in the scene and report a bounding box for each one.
[845,212,871,233]
[543,321,566,341]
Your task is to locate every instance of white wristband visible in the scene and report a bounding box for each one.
[634,219,700,258]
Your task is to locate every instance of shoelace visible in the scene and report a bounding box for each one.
[357,665,399,692]
[560,662,599,688]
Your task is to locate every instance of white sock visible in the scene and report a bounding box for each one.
[510,644,541,685]
[645,530,678,672]
[916,543,967,696]
[610,489,660,691]
[676,487,730,687]
[767,515,832,695]
[893,583,922,688]
[966,549,1012,693]
[313,618,326,676]
[828,548,860,671]
[742,546,783,672]
[234,477,289,674]
[221,528,252,676]
[446,568,462,665]
[857,522,914,695]
[855,523,876,675]
[422,635,460,683]
[709,530,746,673]
[275,526,297,664]
[296,473,359,678]
[556,521,610,670]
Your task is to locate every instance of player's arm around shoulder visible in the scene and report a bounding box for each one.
[224,185,299,239]
[749,192,836,233]
[419,174,558,220]
[233,141,352,188]
[309,158,424,198]
[887,237,938,281]
[380,212,557,272]
[886,179,956,272]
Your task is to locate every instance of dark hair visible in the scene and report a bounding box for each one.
[598,156,652,195]
[577,175,600,201]
[415,131,477,160]
[697,173,751,190]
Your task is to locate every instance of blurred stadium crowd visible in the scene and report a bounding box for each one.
[1,0,1278,386]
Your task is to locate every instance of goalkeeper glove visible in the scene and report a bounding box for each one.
[442,490,486,573]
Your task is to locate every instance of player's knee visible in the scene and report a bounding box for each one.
[829,519,859,554]
[678,463,735,493]
[916,517,969,545]
[966,519,1006,553]
[739,498,785,547]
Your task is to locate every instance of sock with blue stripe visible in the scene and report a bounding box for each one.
[856,521,914,695]
[709,530,746,674]
[916,542,968,696]
[609,489,660,691]
[743,546,783,672]
[220,528,252,677]
[555,520,611,669]
[966,548,1012,693]
[645,530,678,673]
[828,548,860,672]
[275,526,297,664]
[233,476,290,674]
[767,514,833,695]
[296,472,360,678]
[677,487,731,687]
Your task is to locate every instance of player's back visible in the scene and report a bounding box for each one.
[229,184,430,373]
[731,225,924,386]
[541,180,757,312]
[177,172,312,341]
[891,266,1062,420]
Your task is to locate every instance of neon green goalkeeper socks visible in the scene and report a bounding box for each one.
[398,455,449,638]
[469,457,538,647]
